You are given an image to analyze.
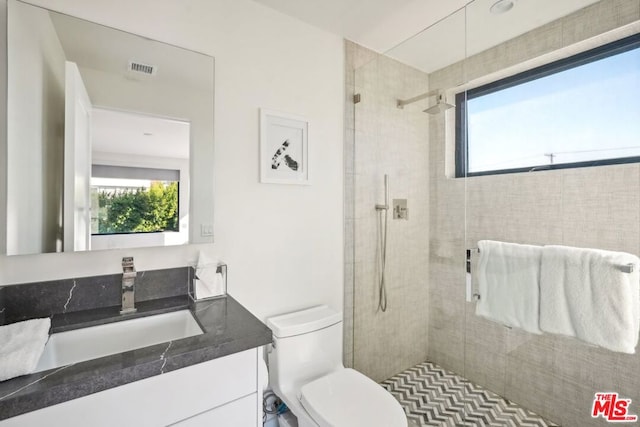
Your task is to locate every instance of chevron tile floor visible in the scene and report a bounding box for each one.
[382,361,560,427]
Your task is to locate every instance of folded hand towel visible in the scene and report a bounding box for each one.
[0,318,51,382]
[540,245,640,354]
[476,240,543,334]
[195,273,224,299]
[195,251,224,299]
[195,251,218,286]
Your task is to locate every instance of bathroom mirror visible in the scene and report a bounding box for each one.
[4,0,215,256]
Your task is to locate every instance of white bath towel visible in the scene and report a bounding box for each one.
[540,245,640,354]
[0,318,51,382]
[476,240,543,334]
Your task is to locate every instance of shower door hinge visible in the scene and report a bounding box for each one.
[353,93,361,104]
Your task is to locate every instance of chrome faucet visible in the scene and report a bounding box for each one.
[120,257,137,314]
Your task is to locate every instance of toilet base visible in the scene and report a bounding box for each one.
[278,411,299,427]
[272,386,318,427]
[282,401,318,427]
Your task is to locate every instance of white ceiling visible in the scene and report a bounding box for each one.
[252,0,603,72]
[92,108,190,159]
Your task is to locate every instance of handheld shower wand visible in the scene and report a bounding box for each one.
[375,174,389,312]
[375,174,389,211]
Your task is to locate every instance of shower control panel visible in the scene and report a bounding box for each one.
[393,199,408,220]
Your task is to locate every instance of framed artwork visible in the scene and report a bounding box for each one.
[260,109,309,185]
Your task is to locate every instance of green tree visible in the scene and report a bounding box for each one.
[97,182,178,234]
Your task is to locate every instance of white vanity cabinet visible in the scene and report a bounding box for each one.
[0,348,265,427]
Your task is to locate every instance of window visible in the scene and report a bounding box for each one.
[90,165,180,235]
[456,33,640,177]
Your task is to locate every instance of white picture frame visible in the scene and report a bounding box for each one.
[260,109,309,185]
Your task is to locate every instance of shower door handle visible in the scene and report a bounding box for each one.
[466,249,481,303]
[466,249,473,302]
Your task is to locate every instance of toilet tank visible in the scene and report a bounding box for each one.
[267,306,343,394]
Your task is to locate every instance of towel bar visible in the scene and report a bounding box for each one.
[466,248,481,302]
[466,246,633,296]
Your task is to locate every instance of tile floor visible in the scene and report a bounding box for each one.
[382,361,560,426]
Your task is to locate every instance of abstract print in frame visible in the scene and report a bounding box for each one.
[260,109,309,185]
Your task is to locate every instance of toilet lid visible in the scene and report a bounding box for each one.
[299,368,407,427]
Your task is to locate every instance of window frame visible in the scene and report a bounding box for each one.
[90,165,181,236]
[455,33,640,178]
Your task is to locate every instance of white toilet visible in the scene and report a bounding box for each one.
[267,305,407,427]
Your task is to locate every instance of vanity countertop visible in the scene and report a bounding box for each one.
[0,295,272,421]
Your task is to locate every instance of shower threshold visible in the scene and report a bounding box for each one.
[382,361,559,427]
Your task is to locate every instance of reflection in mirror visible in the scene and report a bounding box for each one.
[90,109,190,251]
[5,0,214,256]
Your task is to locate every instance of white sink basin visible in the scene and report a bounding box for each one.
[35,310,203,373]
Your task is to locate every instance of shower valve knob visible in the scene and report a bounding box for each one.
[393,199,408,220]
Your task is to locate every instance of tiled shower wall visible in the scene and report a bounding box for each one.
[344,41,431,382]
[428,1,640,426]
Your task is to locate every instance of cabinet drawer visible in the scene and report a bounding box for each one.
[1,349,258,427]
[171,394,257,426]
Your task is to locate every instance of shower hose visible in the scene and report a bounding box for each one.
[377,199,388,312]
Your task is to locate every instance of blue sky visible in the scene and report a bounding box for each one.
[466,46,640,173]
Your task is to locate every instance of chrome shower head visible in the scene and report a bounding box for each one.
[423,94,454,115]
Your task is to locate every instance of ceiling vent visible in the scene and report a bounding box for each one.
[127,61,157,76]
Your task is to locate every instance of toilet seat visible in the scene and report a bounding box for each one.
[299,368,407,427]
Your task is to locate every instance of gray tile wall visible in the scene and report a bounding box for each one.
[428,1,640,426]
[345,41,430,381]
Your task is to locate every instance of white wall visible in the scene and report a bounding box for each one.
[6,0,65,255]
[0,0,344,320]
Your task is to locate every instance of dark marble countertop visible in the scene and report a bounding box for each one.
[0,295,272,421]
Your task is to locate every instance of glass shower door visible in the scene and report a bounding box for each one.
[462,1,640,426]
[348,8,471,425]
[348,1,640,426]
[348,45,432,384]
